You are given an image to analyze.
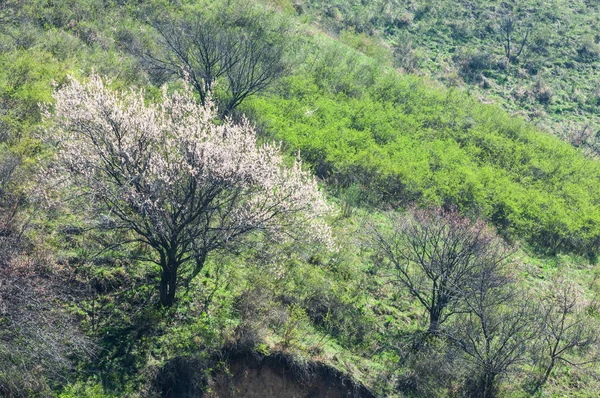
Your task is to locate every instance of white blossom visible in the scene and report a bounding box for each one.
[45,74,333,306]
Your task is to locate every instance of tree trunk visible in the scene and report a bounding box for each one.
[428,309,441,334]
[480,372,496,398]
[159,254,178,307]
[533,358,555,393]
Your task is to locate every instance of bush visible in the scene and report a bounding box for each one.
[246,41,600,256]
[577,37,600,62]
[392,35,423,72]
[455,49,492,83]
[533,79,553,104]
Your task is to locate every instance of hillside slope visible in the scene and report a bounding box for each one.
[293,0,600,154]
[245,36,600,257]
[1,1,600,397]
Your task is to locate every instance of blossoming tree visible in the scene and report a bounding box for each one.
[46,74,332,306]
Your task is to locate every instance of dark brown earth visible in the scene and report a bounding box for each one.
[205,353,374,398]
[155,351,376,398]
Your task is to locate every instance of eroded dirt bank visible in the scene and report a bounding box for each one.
[156,351,376,398]
[206,353,375,398]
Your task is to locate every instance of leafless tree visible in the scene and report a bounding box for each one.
[531,280,600,393]
[0,259,95,397]
[0,145,27,267]
[0,110,26,292]
[446,261,536,398]
[0,142,93,397]
[499,14,530,63]
[367,207,513,334]
[141,2,289,114]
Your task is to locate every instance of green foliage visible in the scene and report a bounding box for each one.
[295,0,600,155]
[3,0,600,396]
[281,304,309,348]
[59,381,115,398]
[0,49,67,136]
[245,40,600,256]
[339,28,392,65]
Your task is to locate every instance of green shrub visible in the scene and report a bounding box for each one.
[59,381,114,398]
[245,41,600,256]
[577,37,600,63]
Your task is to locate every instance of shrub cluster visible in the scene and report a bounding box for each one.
[247,43,600,256]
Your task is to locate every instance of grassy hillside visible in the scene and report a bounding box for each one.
[292,0,600,154]
[1,1,600,397]
[245,38,600,257]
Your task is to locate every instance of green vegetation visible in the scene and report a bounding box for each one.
[1,0,600,397]
[294,0,600,154]
[246,41,600,256]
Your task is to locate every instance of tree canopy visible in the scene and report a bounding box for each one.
[45,74,332,306]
